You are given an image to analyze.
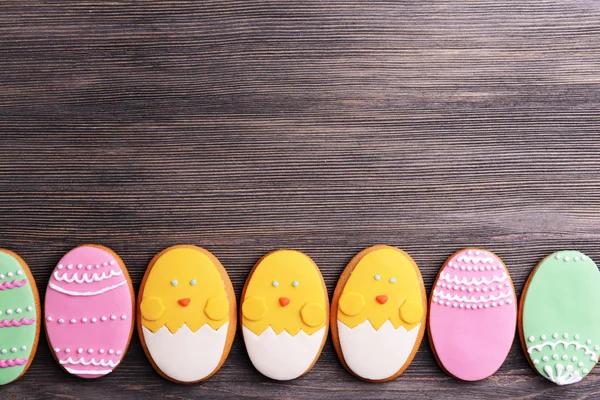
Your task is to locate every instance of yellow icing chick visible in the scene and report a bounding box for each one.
[141,246,229,333]
[242,250,327,336]
[338,246,424,331]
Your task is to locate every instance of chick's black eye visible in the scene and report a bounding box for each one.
[190,279,197,286]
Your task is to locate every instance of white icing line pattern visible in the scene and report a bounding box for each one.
[432,289,513,304]
[49,280,127,297]
[554,252,588,263]
[47,314,128,324]
[64,367,112,376]
[528,340,598,362]
[456,255,495,264]
[55,348,123,356]
[439,272,509,286]
[543,364,582,386]
[60,357,120,367]
[53,269,122,284]
[0,306,34,316]
[0,270,24,280]
[57,261,116,270]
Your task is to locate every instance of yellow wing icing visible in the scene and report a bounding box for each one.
[140,296,165,321]
[205,295,229,321]
[399,300,424,324]
[242,250,327,336]
[141,247,230,333]
[300,302,326,327]
[338,292,365,316]
[242,296,268,321]
[337,246,424,331]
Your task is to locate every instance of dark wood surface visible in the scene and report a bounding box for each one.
[1,1,600,398]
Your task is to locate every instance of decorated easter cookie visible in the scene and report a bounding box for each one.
[428,249,517,381]
[138,245,236,383]
[520,251,600,386]
[45,245,134,378]
[331,245,427,382]
[0,250,40,385]
[241,250,329,381]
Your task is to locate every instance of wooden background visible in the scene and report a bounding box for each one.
[1,1,600,399]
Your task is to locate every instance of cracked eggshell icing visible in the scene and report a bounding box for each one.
[137,245,236,383]
[520,251,600,386]
[0,250,40,385]
[428,249,517,381]
[241,250,329,381]
[44,245,134,379]
[331,245,427,382]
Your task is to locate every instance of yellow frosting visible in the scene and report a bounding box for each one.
[141,246,230,333]
[242,250,327,336]
[338,247,424,330]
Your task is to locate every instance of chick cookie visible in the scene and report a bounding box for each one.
[137,245,236,383]
[331,245,427,382]
[241,250,329,381]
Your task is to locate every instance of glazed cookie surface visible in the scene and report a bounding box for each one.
[0,250,40,385]
[520,251,600,386]
[241,250,329,381]
[138,245,236,383]
[428,249,517,381]
[331,245,427,382]
[45,245,134,378]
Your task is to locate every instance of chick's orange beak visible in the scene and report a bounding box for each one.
[178,298,191,307]
[376,295,388,305]
[279,297,290,307]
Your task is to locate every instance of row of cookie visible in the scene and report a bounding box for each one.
[0,245,597,387]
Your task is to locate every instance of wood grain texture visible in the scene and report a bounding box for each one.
[1,0,600,398]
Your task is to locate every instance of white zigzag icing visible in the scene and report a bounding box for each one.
[53,269,122,284]
[543,364,582,386]
[60,357,120,367]
[457,255,495,264]
[528,340,598,362]
[433,289,512,303]
[440,272,509,286]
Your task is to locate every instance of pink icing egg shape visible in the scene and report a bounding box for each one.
[428,248,517,381]
[44,245,135,379]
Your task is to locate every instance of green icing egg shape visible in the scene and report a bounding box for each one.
[0,250,40,385]
[520,251,600,386]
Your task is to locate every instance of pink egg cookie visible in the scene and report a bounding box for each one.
[45,245,134,378]
[428,249,517,381]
